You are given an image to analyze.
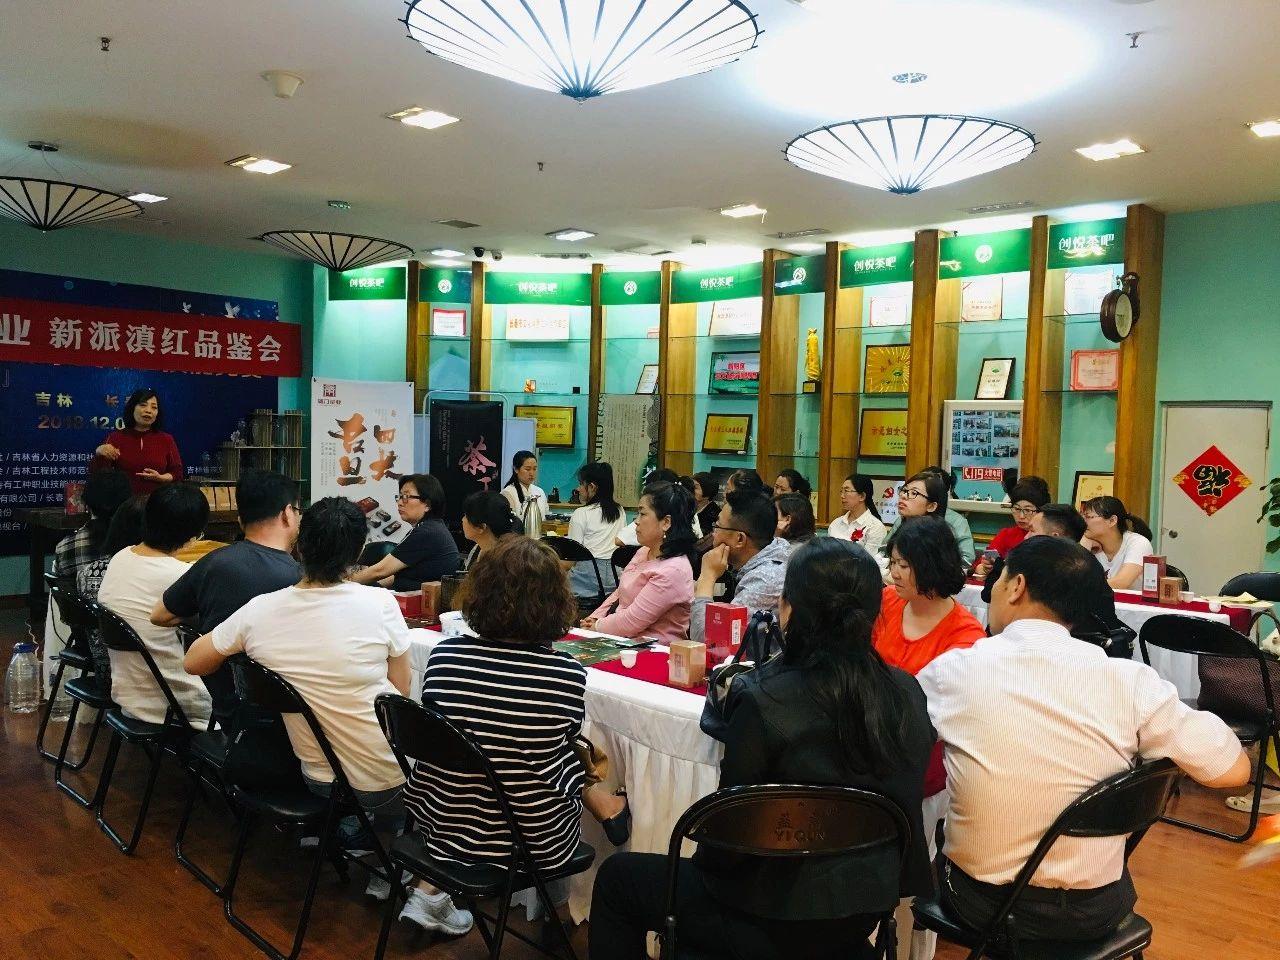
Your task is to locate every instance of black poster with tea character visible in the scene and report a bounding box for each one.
[428,399,502,522]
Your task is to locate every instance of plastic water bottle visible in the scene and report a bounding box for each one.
[48,670,72,722]
[5,642,40,714]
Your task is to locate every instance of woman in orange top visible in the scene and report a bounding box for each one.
[872,515,984,960]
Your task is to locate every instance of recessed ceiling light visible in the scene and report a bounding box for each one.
[892,71,927,84]
[771,227,828,239]
[431,258,466,267]
[430,248,465,258]
[720,203,767,219]
[966,200,1036,214]
[547,228,596,242]
[1248,119,1280,138]
[385,106,460,130]
[225,155,292,174]
[127,192,168,204]
[787,242,824,252]
[433,218,480,229]
[328,199,351,210]
[1074,138,1145,161]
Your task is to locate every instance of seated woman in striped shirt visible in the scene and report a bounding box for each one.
[399,536,629,935]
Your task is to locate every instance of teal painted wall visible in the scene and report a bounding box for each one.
[1154,201,1280,571]
[0,220,314,596]
[311,268,407,385]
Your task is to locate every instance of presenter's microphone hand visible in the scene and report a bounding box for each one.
[95,443,121,460]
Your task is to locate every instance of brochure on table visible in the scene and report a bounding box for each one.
[311,378,414,544]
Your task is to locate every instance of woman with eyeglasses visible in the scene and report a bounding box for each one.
[826,473,887,554]
[972,477,1051,578]
[1080,495,1155,591]
[351,473,460,590]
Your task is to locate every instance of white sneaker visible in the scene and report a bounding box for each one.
[1226,790,1280,814]
[398,888,474,936]
[365,870,414,902]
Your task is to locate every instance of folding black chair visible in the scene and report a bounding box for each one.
[222,657,394,960]
[1220,572,1280,602]
[658,784,912,960]
[912,758,1182,960]
[543,535,609,611]
[93,605,200,854]
[372,694,595,960]
[610,544,640,584]
[37,573,98,762]
[1138,613,1280,842]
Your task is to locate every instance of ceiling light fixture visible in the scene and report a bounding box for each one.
[1247,119,1280,138]
[226,155,292,175]
[429,247,465,258]
[431,258,466,267]
[433,218,480,229]
[771,227,829,239]
[128,192,168,204]
[402,0,761,101]
[257,231,414,271]
[385,106,460,130]
[965,200,1036,214]
[0,142,143,231]
[720,203,767,219]
[1074,138,1145,161]
[547,228,596,242]
[787,242,824,252]
[892,71,927,84]
[785,115,1036,195]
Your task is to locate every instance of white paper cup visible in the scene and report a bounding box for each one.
[1208,600,1222,613]
[1180,591,1194,603]
[619,649,638,668]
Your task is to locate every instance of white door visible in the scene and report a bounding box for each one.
[1158,403,1271,595]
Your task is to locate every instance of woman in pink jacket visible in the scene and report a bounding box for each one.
[583,481,695,644]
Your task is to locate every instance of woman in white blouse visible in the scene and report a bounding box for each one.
[1080,495,1154,590]
[566,462,627,597]
[827,473,887,555]
[500,449,548,538]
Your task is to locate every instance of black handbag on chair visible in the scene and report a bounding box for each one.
[699,609,784,743]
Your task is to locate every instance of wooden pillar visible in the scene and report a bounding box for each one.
[1021,215,1067,490]
[468,261,489,392]
[818,242,862,522]
[405,260,427,412]
[587,263,604,457]
[1114,203,1165,514]
[905,230,958,474]
[658,261,696,475]
[757,249,797,480]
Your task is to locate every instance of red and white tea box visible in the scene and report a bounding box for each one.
[704,602,748,666]
[1142,555,1166,600]
[393,591,423,619]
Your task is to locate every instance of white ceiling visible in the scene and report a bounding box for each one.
[2,0,1278,268]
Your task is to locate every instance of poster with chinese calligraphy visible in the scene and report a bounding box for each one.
[310,379,414,545]
[0,268,284,557]
[858,409,908,459]
[1171,445,1253,516]
[427,399,504,523]
[595,395,656,508]
[941,400,1023,501]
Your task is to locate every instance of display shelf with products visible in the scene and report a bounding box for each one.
[410,264,476,410]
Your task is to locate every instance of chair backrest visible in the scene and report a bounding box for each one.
[45,574,99,650]
[543,535,593,564]
[359,540,397,568]
[610,543,640,579]
[375,693,538,865]
[96,604,192,729]
[230,656,360,795]
[1139,613,1264,661]
[1221,572,1280,602]
[1164,564,1191,592]
[976,759,1181,949]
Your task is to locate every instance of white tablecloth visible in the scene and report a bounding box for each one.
[955,584,1251,701]
[408,629,722,923]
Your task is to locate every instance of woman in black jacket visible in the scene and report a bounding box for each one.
[589,538,935,960]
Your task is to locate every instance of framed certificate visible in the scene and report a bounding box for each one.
[634,363,659,395]
[701,413,753,454]
[857,409,908,459]
[1069,349,1120,391]
[961,276,1004,322]
[513,404,576,449]
[709,351,760,395]
[430,308,467,338]
[868,294,909,328]
[1072,471,1114,510]
[863,344,911,394]
[975,357,1015,400]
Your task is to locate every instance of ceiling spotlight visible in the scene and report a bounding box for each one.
[892,72,927,84]
[1248,119,1280,138]
[128,192,168,204]
[226,155,292,174]
[720,203,767,219]
[785,115,1036,195]
[262,70,304,99]
[1075,138,1145,161]
[430,248,465,258]
[385,106,460,130]
[547,228,596,242]
[403,0,761,101]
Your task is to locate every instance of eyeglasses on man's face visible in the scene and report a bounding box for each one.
[712,523,748,535]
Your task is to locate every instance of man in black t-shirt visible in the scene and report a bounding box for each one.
[152,469,302,707]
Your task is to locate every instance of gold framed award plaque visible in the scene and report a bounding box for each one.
[863,344,911,394]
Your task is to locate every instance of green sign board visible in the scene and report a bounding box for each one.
[485,272,592,306]
[838,243,915,288]
[328,266,406,301]
[1047,218,1126,270]
[671,262,763,303]
[773,255,826,296]
[601,271,661,305]
[419,267,472,304]
[938,229,1031,278]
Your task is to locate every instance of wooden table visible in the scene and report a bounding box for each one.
[14,506,240,622]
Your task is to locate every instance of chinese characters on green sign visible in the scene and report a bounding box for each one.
[839,243,915,288]
[328,266,406,301]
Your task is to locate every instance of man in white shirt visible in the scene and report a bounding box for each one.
[918,536,1249,941]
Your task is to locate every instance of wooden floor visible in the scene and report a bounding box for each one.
[2,608,1275,959]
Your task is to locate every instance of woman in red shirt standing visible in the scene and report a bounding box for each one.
[872,516,985,960]
[91,388,184,496]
